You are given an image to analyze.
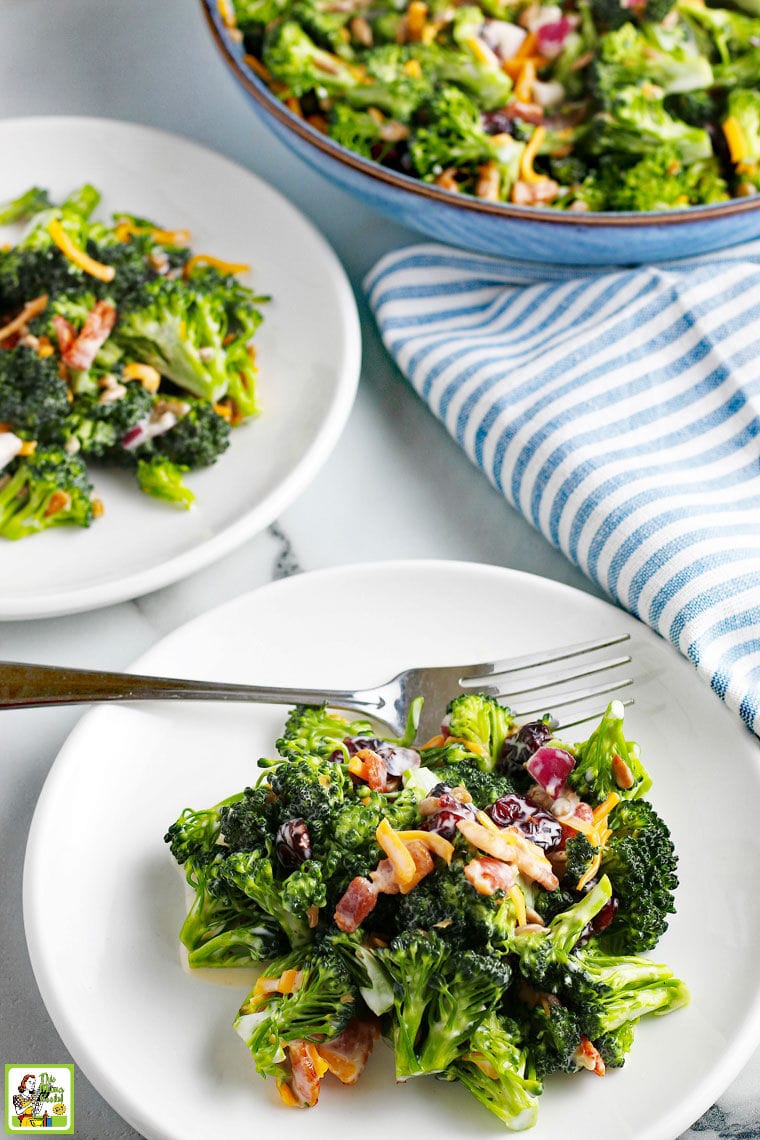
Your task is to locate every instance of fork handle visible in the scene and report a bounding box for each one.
[0,660,382,715]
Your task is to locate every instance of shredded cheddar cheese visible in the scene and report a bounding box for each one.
[519,124,547,182]
[396,829,455,863]
[184,253,251,276]
[123,361,161,393]
[47,219,115,282]
[509,883,527,927]
[723,116,748,164]
[375,818,417,888]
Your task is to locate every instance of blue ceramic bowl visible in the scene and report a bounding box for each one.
[201,0,760,266]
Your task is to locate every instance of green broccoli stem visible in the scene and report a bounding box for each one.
[546,876,613,955]
[594,978,690,1034]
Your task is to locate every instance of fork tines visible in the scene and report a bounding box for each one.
[458,632,634,731]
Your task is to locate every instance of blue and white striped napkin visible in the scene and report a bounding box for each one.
[365,240,760,734]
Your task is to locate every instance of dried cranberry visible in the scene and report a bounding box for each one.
[500,720,554,776]
[421,793,476,840]
[486,793,562,852]
[482,109,514,136]
[275,818,312,868]
[590,896,618,935]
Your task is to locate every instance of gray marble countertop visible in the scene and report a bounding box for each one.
[0,1,755,1136]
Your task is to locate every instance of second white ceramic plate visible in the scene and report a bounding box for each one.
[0,117,360,618]
[24,562,760,1139]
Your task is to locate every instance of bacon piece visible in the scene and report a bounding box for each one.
[369,857,400,896]
[317,1018,380,1085]
[370,840,434,896]
[61,301,117,371]
[356,748,388,791]
[283,1041,325,1107]
[334,876,378,933]
[573,1036,606,1077]
[464,856,518,896]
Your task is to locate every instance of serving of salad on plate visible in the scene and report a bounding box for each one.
[0,183,268,538]
[220,0,760,211]
[166,691,688,1129]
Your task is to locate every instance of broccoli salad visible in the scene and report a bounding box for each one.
[0,185,267,538]
[222,0,760,211]
[165,694,687,1128]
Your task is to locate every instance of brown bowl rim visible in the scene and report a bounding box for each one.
[202,0,760,230]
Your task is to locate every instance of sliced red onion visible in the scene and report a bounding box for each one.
[0,431,23,472]
[526,746,575,799]
[481,19,527,60]
[536,15,575,57]
[383,746,421,777]
[122,411,178,451]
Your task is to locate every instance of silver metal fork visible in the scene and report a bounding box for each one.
[0,633,633,740]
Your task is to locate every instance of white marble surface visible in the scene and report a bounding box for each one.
[0,1,757,1136]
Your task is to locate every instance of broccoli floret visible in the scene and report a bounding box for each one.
[0,344,70,441]
[0,186,158,310]
[607,147,728,210]
[591,87,714,166]
[410,87,522,196]
[114,273,263,416]
[0,447,94,539]
[220,849,313,948]
[275,704,374,762]
[263,21,360,97]
[184,913,286,968]
[592,0,675,27]
[165,792,264,962]
[566,700,652,804]
[416,950,511,1074]
[132,397,231,469]
[136,455,194,509]
[419,753,515,808]
[678,1,760,63]
[378,928,449,1079]
[218,783,279,853]
[280,858,328,917]
[165,795,243,866]
[236,945,358,1078]
[395,861,518,949]
[564,833,598,887]
[444,692,515,771]
[268,753,350,828]
[63,382,154,458]
[595,798,678,953]
[595,21,713,99]
[568,945,689,1036]
[328,105,388,161]
[0,187,51,225]
[512,877,613,989]
[325,930,396,1015]
[453,1013,542,1130]
[596,1019,637,1067]
[429,42,514,110]
[521,999,586,1075]
[346,44,435,120]
[233,0,290,28]
[533,887,577,924]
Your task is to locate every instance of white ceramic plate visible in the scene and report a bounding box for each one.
[24,561,760,1140]
[0,117,360,619]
